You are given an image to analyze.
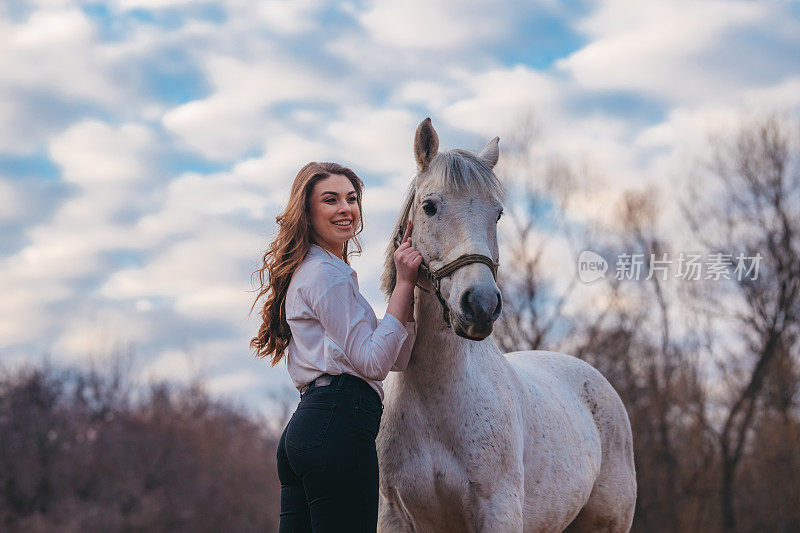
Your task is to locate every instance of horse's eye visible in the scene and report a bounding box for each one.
[497,210,503,222]
[422,201,437,216]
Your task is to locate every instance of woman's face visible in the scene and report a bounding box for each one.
[308,174,360,257]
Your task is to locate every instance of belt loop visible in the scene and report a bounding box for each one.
[335,373,346,391]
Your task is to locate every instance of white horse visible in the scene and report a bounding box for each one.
[376,119,636,532]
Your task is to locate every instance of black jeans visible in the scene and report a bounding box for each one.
[277,373,383,532]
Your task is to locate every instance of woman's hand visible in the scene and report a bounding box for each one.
[394,220,423,287]
[386,221,421,324]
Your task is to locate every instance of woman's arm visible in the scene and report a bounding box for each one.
[385,279,415,323]
[385,220,421,324]
[311,277,410,381]
[309,222,422,380]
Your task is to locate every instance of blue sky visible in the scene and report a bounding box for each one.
[1,0,799,413]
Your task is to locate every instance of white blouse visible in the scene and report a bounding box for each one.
[284,243,416,400]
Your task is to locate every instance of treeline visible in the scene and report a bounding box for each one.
[0,362,281,531]
[493,114,800,532]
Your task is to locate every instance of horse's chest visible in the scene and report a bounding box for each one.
[379,401,517,517]
[383,432,472,523]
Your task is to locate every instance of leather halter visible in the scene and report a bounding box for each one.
[392,188,499,328]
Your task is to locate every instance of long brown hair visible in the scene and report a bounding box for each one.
[250,162,364,365]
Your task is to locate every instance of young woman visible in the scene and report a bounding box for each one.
[251,161,422,532]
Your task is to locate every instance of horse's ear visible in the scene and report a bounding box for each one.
[478,136,500,169]
[414,117,439,172]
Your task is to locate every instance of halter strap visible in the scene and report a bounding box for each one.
[392,186,499,328]
[432,254,498,280]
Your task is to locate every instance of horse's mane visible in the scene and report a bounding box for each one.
[379,149,504,299]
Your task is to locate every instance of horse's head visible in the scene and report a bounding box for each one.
[382,118,504,340]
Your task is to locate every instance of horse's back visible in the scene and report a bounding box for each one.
[505,350,637,532]
[505,350,630,437]
[504,350,633,457]
[505,350,612,397]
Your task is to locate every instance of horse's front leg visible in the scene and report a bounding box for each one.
[378,490,414,532]
[469,482,524,532]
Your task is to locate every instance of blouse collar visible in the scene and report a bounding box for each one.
[308,243,356,277]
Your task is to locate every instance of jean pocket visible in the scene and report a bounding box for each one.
[353,397,382,438]
[286,403,336,450]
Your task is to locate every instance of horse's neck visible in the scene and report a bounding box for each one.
[403,285,478,383]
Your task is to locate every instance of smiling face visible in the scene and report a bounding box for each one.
[308,174,361,257]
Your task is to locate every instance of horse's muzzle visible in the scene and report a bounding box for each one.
[453,286,502,340]
[452,313,495,341]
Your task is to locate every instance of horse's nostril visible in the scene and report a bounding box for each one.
[491,293,502,320]
[461,290,474,320]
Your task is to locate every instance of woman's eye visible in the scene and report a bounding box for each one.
[325,198,336,203]
[422,201,437,216]
[348,197,356,203]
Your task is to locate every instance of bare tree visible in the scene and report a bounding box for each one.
[0,356,284,532]
[685,114,800,533]
[491,116,589,352]
[489,113,800,532]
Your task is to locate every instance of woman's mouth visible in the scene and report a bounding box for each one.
[332,220,352,228]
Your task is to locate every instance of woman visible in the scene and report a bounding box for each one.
[251,161,421,532]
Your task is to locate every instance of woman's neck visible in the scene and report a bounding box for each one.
[312,239,345,261]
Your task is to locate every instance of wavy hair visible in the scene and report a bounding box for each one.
[250,162,364,366]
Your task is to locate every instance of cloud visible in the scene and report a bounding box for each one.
[0,120,160,348]
[139,348,196,384]
[162,53,352,160]
[0,178,24,222]
[206,370,263,395]
[54,304,154,362]
[50,121,156,185]
[128,133,335,251]
[254,0,324,35]
[328,0,572,86]
[116,0,204,8]
[557,0,768,104]
[327,107,419,175]
[114,0,324,38]
[358,0,502,51]
[636,105,743,151]
[1,0,799,412]
[0,3,220,154]
[741,76,800,114]
[99,223,261,322]
[438,66,562,137]
[392,80,464,111]
[0,7,127,153]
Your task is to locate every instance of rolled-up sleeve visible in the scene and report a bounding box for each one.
[311,276,409,381]
[390,320,416,372]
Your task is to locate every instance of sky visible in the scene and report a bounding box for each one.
[1,0,799,414]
